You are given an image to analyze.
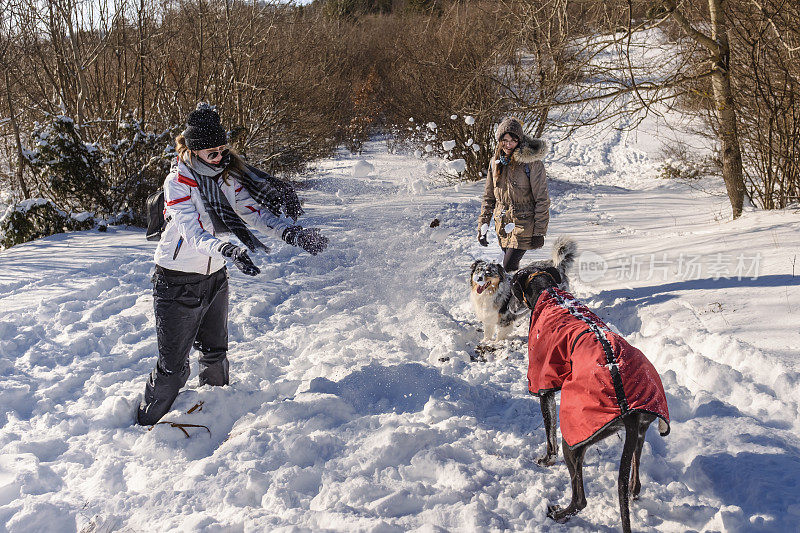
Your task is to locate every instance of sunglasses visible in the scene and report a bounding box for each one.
[203,148,229,160]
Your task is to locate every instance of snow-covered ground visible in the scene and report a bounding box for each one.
[1,124,799,532]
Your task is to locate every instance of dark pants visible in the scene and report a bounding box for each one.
[502,248,527,272]
[137,266,229,426]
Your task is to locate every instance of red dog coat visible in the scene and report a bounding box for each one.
[528,287,670,448]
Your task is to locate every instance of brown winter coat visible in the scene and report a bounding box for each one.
[478,136,550,250]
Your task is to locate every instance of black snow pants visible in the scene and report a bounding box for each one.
[137,265,229,426]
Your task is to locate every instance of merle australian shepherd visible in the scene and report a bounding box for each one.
[469,236,577,342]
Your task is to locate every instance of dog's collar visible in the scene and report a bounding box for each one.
[522,271,558,308]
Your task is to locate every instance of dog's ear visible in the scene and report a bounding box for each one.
[544,266,562,285]
[498,264,508,280]
[510,269,529,308]
[469,260,480,287]
[512,267,556,309]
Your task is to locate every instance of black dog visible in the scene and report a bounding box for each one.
[511,266,670,533]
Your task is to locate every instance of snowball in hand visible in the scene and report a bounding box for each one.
[504,222,515,233]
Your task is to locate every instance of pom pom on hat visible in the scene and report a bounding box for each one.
[183,102,227,150]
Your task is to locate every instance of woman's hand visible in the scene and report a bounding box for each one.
[282,226,329,255]
[219,243,261,276]
[478,223,489,247]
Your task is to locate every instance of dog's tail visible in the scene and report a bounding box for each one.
[551,235,577,276]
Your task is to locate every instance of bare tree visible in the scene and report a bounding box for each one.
[496,1,746,217]
[383,2,520,180]
[0,1,31,199]
[660,0,746,217]
[2,0,792,225]
[727,0,800,208]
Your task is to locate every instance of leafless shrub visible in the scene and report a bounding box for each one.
[381,3,526,180]
[727,0,800,209]
[3,0,796,223]
[665,0,800,209]
[0,0,362,218]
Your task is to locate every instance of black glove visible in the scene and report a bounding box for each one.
[219,242,260,276]
[283,193,303,222]
[531,235,545,249]
[478,230,488,247]
[282,226,328,255]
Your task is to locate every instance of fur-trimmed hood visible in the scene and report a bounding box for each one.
[495,117,549,163]
[512,136,548,164]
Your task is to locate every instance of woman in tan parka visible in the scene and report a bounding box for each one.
[478,117,550,272]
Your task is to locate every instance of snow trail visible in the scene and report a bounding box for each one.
[1,137,800,531]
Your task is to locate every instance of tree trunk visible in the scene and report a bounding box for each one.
[63,0,89,127]
[138,0,147,123]
[709,0,745,218]
[5,71,31,200]
[664,0,747,218]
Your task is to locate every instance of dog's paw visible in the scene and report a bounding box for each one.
[546,504,578,523]
[630,479,642,499]
[536,454,558,467]
[546,504,568,522]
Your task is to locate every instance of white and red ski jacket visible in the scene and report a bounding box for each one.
[154,157,293,274]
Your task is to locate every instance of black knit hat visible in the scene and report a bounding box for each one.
[183,102,227,150]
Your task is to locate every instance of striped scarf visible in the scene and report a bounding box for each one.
[233,161,303,222]
[182,154,301,253]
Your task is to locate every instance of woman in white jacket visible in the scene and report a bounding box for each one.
[137,103,327,426]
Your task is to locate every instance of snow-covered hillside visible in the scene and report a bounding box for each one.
[1,125,799,532]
